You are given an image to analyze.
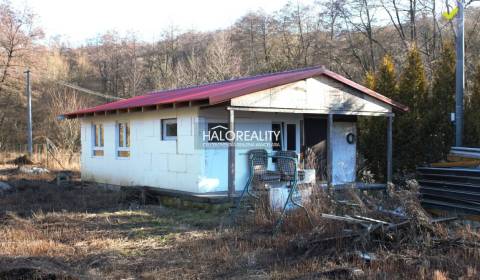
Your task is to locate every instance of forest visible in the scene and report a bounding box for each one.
[0,0,479,178]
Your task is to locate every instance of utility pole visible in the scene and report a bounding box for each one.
[25,69,32,157]
[455,0,465,147]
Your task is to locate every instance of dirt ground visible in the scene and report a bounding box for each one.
[0,164,479,280]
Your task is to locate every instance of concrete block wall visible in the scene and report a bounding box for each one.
[80,107,203,193]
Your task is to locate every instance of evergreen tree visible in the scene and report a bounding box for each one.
[359,55,397,179]
[424,43,456,161]
[375,55,398,100]
[465,62,480,146]
[396,46,428,171]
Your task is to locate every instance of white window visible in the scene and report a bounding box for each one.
[117,122,130,157]
[92,124,104,156]
[162,118,177,140]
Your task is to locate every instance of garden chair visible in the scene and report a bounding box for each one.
[232,149,281,218]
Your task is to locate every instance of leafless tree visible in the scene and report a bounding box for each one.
[205,32,241,81]
[0,1,42,147]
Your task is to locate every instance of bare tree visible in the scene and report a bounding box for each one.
[0,1,42,147]
[47,86,87,153]
[205,32,242,81]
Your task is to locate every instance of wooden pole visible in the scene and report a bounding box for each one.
[228,109,236,197]
[327,114,333,186]
[387,115,393,184]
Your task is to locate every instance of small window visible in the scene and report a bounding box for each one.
[287,124,296,151]
[92,124,104,156]
[272,123,282,151]
[208,123,229,143]
[117,122,130,157]
[162,119,177,140]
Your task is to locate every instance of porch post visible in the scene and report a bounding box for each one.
[327,114,333,187]
[387,115,393,184]
[228,109,236,198]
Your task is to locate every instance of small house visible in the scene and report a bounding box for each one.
[62,66,408,197]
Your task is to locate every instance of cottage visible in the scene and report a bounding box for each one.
[62,66,408,197]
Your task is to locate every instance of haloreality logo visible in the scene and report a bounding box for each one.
[199,124,281,149]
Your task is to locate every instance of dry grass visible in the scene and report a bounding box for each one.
[0,164,479,279]
[0,150,80,171]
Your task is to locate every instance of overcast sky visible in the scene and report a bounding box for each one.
[14,0,305,44]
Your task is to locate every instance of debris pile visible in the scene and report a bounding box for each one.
[18,166,49,174]
[286,181,480,266]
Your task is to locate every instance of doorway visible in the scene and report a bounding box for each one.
[303,117,328,181]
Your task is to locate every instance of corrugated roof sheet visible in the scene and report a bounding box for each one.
[63,66,408,118]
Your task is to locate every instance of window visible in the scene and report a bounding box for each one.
[208,123,229,143]
[287,124,296,151]
[272,123,282,151]
[162,119,177,140]
[92,124,104,156]
[117,122,130,157]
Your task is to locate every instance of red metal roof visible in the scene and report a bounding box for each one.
[63,66,408,118]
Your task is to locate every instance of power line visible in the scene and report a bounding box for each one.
[57,82,124,100]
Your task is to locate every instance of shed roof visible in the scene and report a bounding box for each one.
[63,66,408,118]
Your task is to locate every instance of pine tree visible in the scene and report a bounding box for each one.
[396,46,428,171]
[359,55,397,179]
[465,62,480,146]
[424,43,456,162]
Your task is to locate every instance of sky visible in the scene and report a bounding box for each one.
[13,0,303,45]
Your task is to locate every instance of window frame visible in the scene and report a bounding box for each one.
[162,118,178,141]
[92,123,104,157]
[116,121,130,158]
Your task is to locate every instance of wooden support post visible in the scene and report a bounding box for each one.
[228,109,236,198]
[327,114,333,187]
[387,115,393,184]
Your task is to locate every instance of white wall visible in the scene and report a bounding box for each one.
[198,107,302,192]
[80,107,203,193]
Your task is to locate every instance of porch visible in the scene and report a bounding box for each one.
[225,106,394,197]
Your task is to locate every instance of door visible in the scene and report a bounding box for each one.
[303,117,328,181]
